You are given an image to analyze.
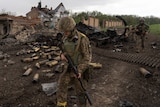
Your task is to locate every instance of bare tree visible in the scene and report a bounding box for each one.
[0,9,16,16]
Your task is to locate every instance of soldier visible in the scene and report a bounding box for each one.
[56,16,92,107]
[129,25,136,42]
[135,18,149,53]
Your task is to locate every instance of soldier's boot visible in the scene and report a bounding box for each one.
[136,50,140,53]
[57,101,67,107]
[136,46,140,53]
[141,46,145,52]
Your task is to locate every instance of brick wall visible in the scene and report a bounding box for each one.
[105,21,123,28]
[83,17,123,28]
[26,7,39,19]
[83,17,99,28]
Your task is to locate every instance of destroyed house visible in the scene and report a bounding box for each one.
[48,2,69,19]
[26,2,68,28]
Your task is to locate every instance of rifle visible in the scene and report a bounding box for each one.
[57,33,92,105]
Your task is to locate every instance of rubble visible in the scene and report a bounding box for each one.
[41,82,58,96]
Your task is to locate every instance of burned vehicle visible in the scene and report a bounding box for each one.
[76,16,128,47]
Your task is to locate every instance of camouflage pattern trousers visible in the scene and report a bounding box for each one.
[135,34,145,52]
[56,71,87,107]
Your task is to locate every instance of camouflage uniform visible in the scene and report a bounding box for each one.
[129,25,136,42]
[56,17,92,107]
[135,18,149,53]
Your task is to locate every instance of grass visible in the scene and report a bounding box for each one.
[149,24,160,35]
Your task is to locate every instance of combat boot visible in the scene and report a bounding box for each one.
[136,50,140,53]
[57,101,67,107]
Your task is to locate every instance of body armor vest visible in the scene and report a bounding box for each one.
[63,36,82,66]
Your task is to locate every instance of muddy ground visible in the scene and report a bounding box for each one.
[0,33,160,107]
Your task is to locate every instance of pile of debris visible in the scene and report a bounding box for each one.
[76,16,128,47]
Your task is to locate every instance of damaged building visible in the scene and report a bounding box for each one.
[26,2,69,29]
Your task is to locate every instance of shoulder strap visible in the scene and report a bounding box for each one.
[75,32,86,52]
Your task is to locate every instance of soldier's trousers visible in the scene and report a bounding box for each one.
[135,35,145,52]
[56,71,87,107]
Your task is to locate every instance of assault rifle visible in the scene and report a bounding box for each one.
[56,33,92,105]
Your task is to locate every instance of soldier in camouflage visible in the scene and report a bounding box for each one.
[135,18,149,53]
[56,16,92,107]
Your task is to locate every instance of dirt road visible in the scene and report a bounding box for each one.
[0,33,160,107]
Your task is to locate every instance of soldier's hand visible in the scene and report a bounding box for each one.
[77,72,82,79]
[73,73,81,78]
[145,32,149,35]
[60,53,68,62]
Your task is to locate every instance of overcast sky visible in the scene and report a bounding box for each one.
[0,0,159,18]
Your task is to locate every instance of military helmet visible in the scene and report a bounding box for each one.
[139,18,145,24]
[58,16,76,32]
